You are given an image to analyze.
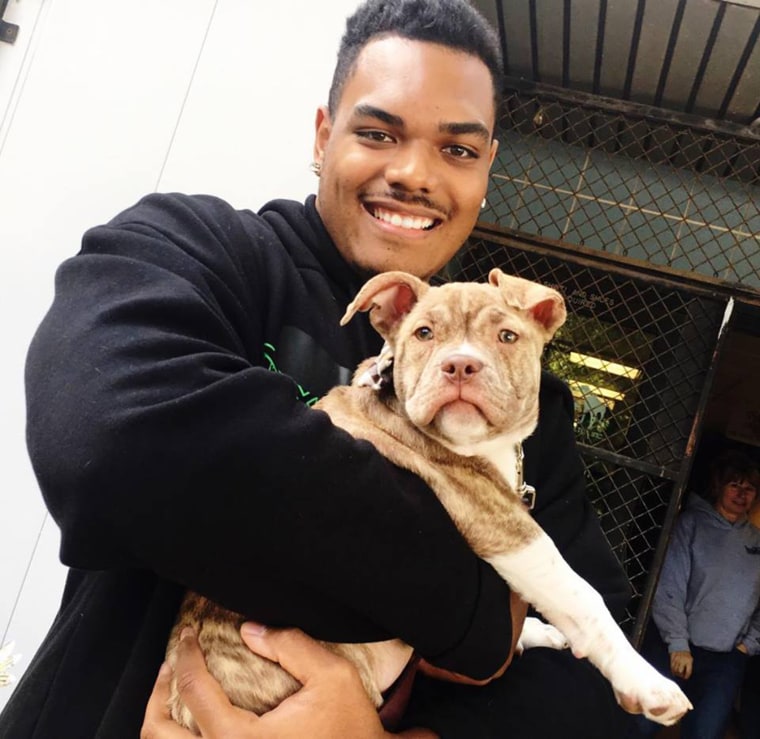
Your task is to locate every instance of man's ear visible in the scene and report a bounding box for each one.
[341,272,429,341]
[313,105,331,165]
[488,137,499,169]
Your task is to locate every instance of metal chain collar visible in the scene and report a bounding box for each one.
[515,443,536,510]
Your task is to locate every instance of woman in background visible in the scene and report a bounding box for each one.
[627,449,760,739]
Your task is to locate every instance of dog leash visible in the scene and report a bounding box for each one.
[377,653,421,731]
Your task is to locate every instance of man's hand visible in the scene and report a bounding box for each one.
[418,590,528,686]
[141,624,436,739]
[669,650,693,680]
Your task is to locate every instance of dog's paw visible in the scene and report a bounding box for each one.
[516,617,569,653]
[612,659,692,726]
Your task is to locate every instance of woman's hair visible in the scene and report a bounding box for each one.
[707,449,760,502]
[328,0,504,115]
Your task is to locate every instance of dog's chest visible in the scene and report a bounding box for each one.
[447,437,519,490]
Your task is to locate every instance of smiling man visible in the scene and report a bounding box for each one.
[313,36,498,278]
[1,1,630,738]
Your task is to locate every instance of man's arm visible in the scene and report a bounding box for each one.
[26,193,511,679]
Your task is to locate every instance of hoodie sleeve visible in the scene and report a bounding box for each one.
[741,601,760,656]
[652,513,695,653]
[24,193,512,680]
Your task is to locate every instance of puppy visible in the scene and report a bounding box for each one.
[166,268,691,732]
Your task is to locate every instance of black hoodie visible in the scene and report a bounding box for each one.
[1,193,629,738]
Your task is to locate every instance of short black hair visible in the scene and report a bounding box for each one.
[328,0,503,115]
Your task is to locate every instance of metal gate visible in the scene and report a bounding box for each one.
[447,229,733,644]
[484,85,760,293]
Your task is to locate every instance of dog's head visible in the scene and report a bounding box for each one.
[342,269,566,450]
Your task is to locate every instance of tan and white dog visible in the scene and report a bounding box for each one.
[166,268,691,733]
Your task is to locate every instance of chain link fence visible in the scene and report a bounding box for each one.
[483,86,760,291]
[444,84,760,634]
[449,230,728,635]
[454,85,760,634]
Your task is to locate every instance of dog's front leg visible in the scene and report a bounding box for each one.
[486,533,692,726]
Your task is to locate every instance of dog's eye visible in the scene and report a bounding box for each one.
[415,326,434,341]
[498,329,518,344]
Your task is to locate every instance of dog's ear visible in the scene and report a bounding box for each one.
[488,268,567,338]
[341,271,429,340]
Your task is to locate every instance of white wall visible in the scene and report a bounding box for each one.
[0,0,362,711]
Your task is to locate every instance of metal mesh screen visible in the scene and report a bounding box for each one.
[483,87,760,291]
[582,457,671,629]
[449,238,728,631]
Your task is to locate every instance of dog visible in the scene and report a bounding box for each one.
[165,268,691,732]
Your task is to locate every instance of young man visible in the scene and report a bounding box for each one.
[0,1,630,737]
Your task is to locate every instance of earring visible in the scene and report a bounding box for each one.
[481,197,487,209]
[310,161,322,176]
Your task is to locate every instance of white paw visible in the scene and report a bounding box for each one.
[517,617,569,653]
[612,657,692,726]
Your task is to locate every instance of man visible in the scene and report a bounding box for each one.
[0,1,630,737]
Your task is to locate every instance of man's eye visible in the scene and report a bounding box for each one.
[357,130,394,144]
[415,326,434,341]
[445,144,478,159]
[498,329,518,344]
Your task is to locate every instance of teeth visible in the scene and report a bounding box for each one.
[372,207,435,230]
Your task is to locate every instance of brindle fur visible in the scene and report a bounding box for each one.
[166,270,550,733]
[166,269,691,731]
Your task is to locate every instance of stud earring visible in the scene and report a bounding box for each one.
[310,161,322,176]
[481,197,487,209]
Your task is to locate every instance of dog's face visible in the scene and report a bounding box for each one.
[342,269,566,449]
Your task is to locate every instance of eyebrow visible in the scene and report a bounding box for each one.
[353,104,404,128]
[441,121,491,142]
[352,103,491,142]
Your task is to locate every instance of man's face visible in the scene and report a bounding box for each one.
[314,36,498,280]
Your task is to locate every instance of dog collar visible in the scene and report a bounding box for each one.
[515,443,536,510]
[359,350,536,511]
[356,343,394,390]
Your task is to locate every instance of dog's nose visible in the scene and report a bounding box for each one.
[441,354,483,383]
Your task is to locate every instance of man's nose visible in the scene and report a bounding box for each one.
[385,142,440,193]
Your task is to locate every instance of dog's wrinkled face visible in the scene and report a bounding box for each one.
[393,283,544,445]
[342,269,566,449]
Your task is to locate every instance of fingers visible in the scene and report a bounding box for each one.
[240,622,352,689]
[682,658,693,681]
[141,662,195,739]
[670,659,683,679]
[172,629,257,737]
[669,651,693,680]
[239,623,391,739]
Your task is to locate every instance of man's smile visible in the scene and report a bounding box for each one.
[366,204,438,231]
